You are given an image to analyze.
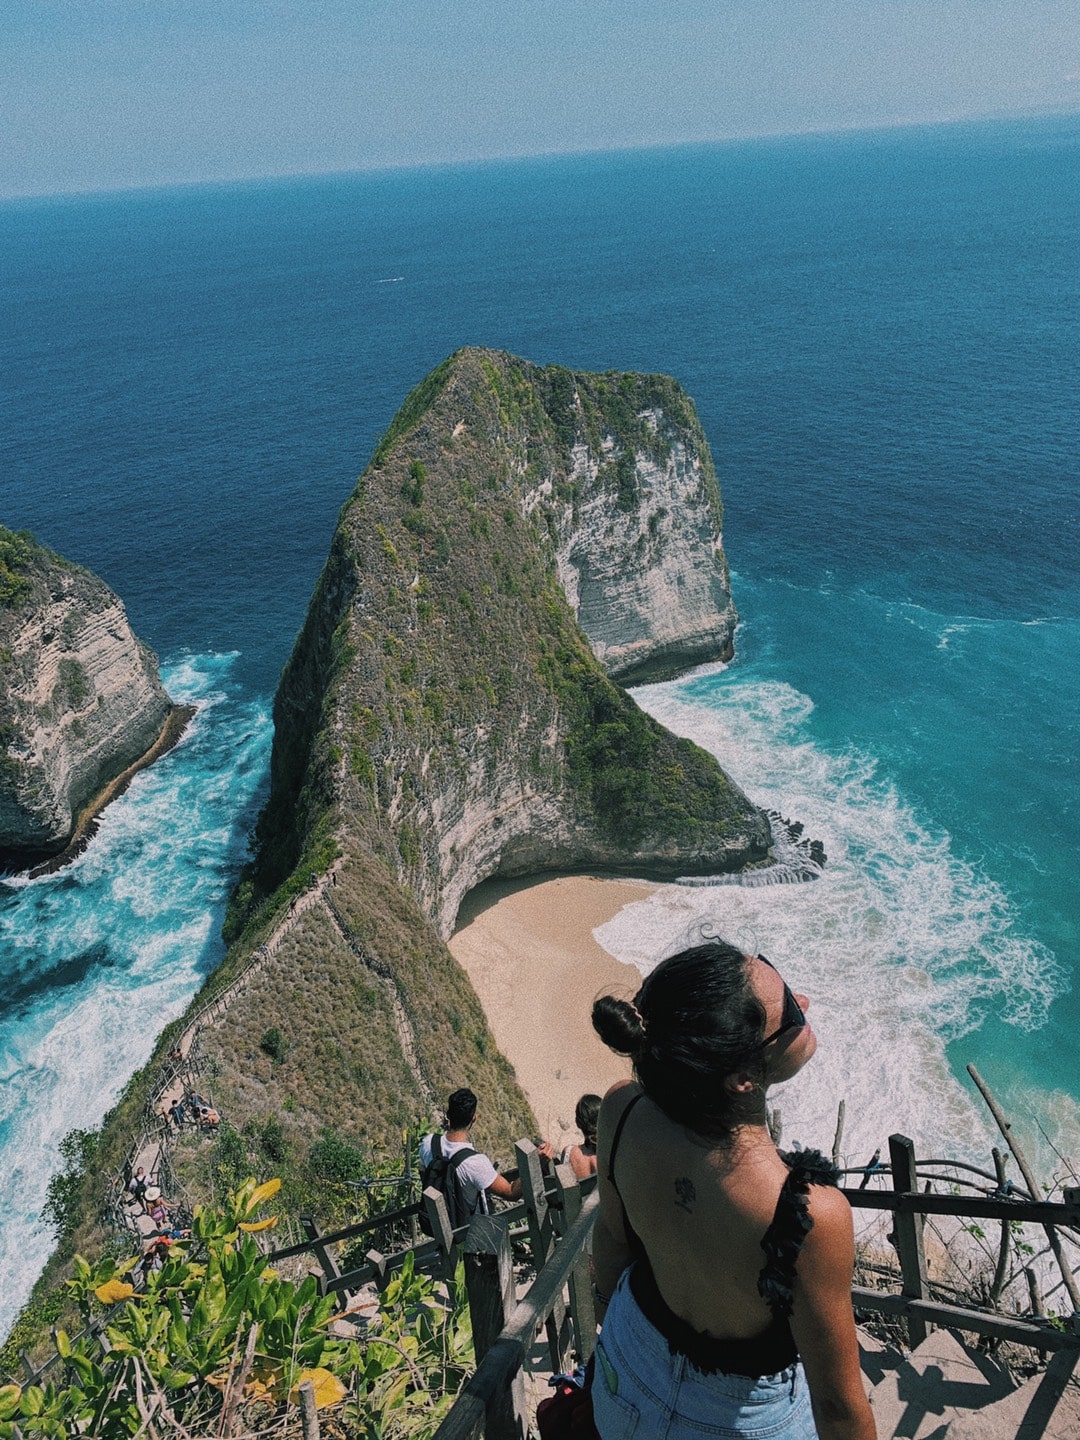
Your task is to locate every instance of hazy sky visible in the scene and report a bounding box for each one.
[3,1,1079,197]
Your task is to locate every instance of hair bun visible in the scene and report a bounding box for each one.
[592,994,646,1057]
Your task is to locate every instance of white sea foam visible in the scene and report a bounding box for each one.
[593,673,1078,1176]
[0,653,271,1338]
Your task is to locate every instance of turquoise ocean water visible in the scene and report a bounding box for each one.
[2,115,1078,1330]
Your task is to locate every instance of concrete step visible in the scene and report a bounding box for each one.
[867,1327,1017,1440]
[946,1352,1080,1440]
[858,1325,906,1393]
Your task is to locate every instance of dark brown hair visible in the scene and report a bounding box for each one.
[574,1093,601,1146]
[591,940,767,1140]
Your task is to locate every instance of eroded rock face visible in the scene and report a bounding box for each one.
[0,528,175,863]
[535,417,737,684]
[248,349,772,942]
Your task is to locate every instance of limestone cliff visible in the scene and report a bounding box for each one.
[534,382,737,683]
[240,349,771,943]
[0,527,177,867]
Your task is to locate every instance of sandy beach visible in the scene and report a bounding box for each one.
[449,874,656,1154]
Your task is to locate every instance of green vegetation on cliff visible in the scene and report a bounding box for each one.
[232,347,762,942]
[0,527,81,610]
[0,528,38,606]
[12,350,767,1360]
[206,345,764,1194]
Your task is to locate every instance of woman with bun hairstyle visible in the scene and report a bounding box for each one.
[590,940,874,1440]
[563,1093,601,1181]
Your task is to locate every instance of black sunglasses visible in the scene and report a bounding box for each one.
[755,954,806,1048]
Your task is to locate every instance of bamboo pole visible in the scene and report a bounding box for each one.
[967,1063,1080,1313]
[989,1148,1011,1305]
[832,1100,845,1169]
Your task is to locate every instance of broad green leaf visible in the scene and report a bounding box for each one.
[19,1387,44,1417]
[0,1388,20,1422]
[161,1368,197,1389]
[102,1336,140,1357]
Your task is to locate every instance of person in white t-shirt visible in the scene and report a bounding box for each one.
[419,1087,528,1220]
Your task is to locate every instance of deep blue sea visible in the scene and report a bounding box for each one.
[2,115,1078,1331]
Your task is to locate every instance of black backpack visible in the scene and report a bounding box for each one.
[420,1133,478,1233]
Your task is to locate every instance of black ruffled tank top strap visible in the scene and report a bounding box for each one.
[606,1090,647,1260]
[606,1089,645,1184]
[757,1147,841,1319]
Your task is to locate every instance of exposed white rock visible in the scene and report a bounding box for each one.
[0,536,175,862]
[534,431,737,683]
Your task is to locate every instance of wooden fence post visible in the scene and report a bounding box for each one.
[516,1139,566,1369]
[298,1377,321,1440]
[555,1163,595,1363]
[405,1131,419,1246]
[889,1134,929,1348]
[365,1249,388,1291]
[462,1214,527,1440]
[989,1148,1010,1306]
[422,1186,458,1282]
[300,1215,348,1301]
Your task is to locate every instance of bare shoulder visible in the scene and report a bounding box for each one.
[597,1082,641,1162]
[599,1082,640,1131]
[807,1181,854,1225]
[800,1183,856,1272]
[601,1078,637,1106]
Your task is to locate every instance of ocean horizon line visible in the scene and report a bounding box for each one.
[4,103,1079,207]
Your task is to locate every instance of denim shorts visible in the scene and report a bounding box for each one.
[592,1271,819,1440]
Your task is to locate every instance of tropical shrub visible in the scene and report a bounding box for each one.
[0,1178,471,1438]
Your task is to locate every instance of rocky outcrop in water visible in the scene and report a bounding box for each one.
[0,527,179,868]
[240,349,772,942]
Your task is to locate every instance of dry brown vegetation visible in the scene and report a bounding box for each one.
[175,850,537,1218]
[192,903,420,1155]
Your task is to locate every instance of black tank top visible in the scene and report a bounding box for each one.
[606,1092,840,1377]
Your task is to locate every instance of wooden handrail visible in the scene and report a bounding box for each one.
[319,1201,531,1297]
[431,1190,599,1440]
[265,1199,422,1261]
[851,1287,1080,1351]
[842,1187,1080,1226]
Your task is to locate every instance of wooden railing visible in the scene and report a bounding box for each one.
[14,1130,1080,1436]
[845,1133,1080,1351]
[433,1190,598,1440]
